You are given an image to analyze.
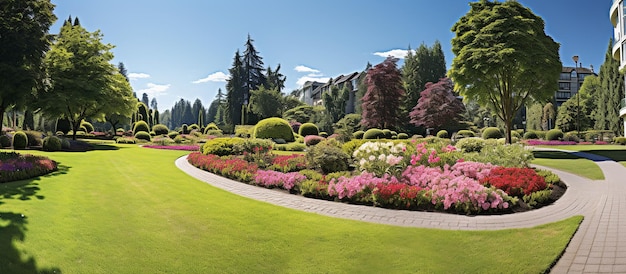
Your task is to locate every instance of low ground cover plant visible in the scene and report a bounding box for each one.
[189,136,560,215]
[0,152,58,183]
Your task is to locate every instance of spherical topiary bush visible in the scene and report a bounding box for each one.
[523,131,538,139]
[60,138,71,149]
[152,124,169,135]
[397,133,409,139]
[189,124,200,131]
[168,131,179,139]
[382,129,393,139]
[511,131,522,139]
[563,132,580,142]
[204,123,220,134]
[133,120,150,135]
[456,130,475,138]
[298,122,319,137]
[363,128,385,139]
[0,135,11,147]
[42,136,62,152]
[319,132,328,138]
[289,121,302,133]
[306,140,350,174]
[80,120,94,133]
[13,131,28,149]
[436,130,449,138]
[545,129,564,141]
[482,127,502,139]
[455,137,486,153]
[352,130,365,139]
[252,117,294,142]
[134,131,152,141]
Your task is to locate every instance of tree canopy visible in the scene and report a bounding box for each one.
[361,57,405,129]
[449,0,561,143]
[39,19,135,139]
[409,78,465,131]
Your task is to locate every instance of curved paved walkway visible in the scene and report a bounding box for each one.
[175,148,626,273]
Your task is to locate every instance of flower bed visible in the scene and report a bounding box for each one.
[187,140,563,215]
[0,152,58,183]
[143,145,200,151]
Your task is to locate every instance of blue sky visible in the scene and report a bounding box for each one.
[50,0,613,111]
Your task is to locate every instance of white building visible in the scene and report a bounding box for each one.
[610,0,626,136]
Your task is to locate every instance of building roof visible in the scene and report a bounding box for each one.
[562,66,596,75]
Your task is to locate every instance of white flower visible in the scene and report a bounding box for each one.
[369,155,375,161]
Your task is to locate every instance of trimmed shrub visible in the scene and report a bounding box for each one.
[205,129,224,136]
[134,131,152,141]
[13,131,28,149]
[482,127,502,139]
[24,131,43,147]
[189,124,200,131]
[545,129,564,141]
[298,122,319,137]
[80,120,94,133]
[510,131,522,139]
[319,132,328,138]
[456,130,475,138]
[523,131,538,139]
[234,125,254,138]
[150,131,156,137]
[382,129,393,139]
[563,132,580,142]
[352,130,365,139]
[181,124,189,134]
[289,121,302,133]
[60,138,71,149]
[202,137,246,156]
[397,133,409,139]
[133,121,150,135]
[168,131,179,139]
[116,137,136,144]
[363,128,385,139]
[614,137,626,145]
[152,124,169,135]
[304,135,325,146]
[205,123,219,131]
[273,143,306,151]
[306,140,350,174]
[42,136,62,152]
[455,137,486,153]
[436,130,449,138]
[0,135,11,147]
[253,117,294,142]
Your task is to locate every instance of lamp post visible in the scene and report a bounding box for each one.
[573,55,580,137]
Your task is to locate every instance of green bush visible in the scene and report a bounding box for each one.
[523,131,538,139]
[510,131,522,139]
[181,124,189,134]
[614,137,626,145]
[397,133,409,139]
[298,123,319,137]
[0,135,11,147]
[150,131,157,137]
[80,120,94,133]
[13,131,28,149]
[545,129,563,141]
[189,124,200,131]
[363,128,385,139]
[205,123,219,131]
[205,129,224,136]
[455,137,486,153]
[304,135,325,146]
[319,132,328,138]
[253,117,294,142]
[273,143,306,151]
[234,125,254,138]
[42,136,62,151]
[202,137,246,156]
[168,131,179,139]
[462,143,533,167]
[173,135,184,144]
[116,137,136,144]
[352,130,365,139]
[436,130,449,138]
[382,129,393,139]
[482,127,502,139]
[306,140,350,174]
[24,131,43,147]
[152,124,169,135]
[133,121,150,135]
[341,139,368,156]
[60,138,71,149]
[134,131,152,141]
[563,132,580,142]
[456,130,475,138]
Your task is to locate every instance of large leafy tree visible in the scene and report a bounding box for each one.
[249,86,282,119]
[449,0,561,143]
[557,75,600,133]
[525,103,543,131]
[225,50,246,126]
[39,19,135,139]
[361,57,405,129]
[596,39,625,135]
[0,0,56,129]
[409,78,465,131]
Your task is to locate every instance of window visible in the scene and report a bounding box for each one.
[559,82,570,90]
[556,92,571,99]
[570,70,577,78]
[559,73,570,80]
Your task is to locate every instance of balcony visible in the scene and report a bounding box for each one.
[621,98,626,117]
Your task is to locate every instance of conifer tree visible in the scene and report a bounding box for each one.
[596,38,625,135]
[242,34,267,104]
[226,50,246,125]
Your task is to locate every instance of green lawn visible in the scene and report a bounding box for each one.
[532,150,604,180]
[1,144,581,273]
[534,145,626,175]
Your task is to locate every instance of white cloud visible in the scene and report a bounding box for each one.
[128,72,151,81]
[294,65,320,73]
[296,76,331,87]
[307,73,324,77]
[137,83,171,97]
[192,72,229,84]
[373,49,415,59]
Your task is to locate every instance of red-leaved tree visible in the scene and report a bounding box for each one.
[361,57,405,129]
[409,78,465,131]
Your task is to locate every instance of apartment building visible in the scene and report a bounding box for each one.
[610,0,626,135]
[555,65,596,107]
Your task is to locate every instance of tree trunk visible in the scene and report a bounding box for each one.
[0,106,5,133]
[71,120,81,140]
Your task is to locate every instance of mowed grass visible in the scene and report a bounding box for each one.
[544,145,626,168]
[1,144,581,273]
[532,150,604,180]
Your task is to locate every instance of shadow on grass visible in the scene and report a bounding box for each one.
[0,179,63,273]
[578,150,626,162]
[533,151,584,160]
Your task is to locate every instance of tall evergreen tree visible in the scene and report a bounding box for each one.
[118,62,129,82]
[361,57,406,129]
[355,62,371,114]
[141,93,150,109]
[150,98,158,111]
[596,38,625,135]
[242,34,267,104]
[265,64,286,93]
[542,102,556,130]
[191,98,203,125]
[226,50,246,125]
[323,84,349,123]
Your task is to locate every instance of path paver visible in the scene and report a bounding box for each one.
[175,147,626,273]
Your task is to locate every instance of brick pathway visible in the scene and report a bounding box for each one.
[175,148,626,273]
